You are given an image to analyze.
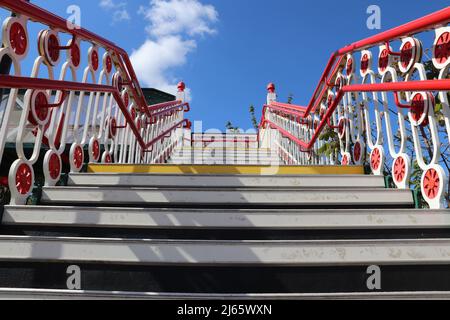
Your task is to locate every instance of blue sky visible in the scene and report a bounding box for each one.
[6,0,450,131]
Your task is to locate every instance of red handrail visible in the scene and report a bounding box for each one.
[263,79,450,151]
[263,104,306,118]
[0,74,147,149]
[1,0,150,117]
[299,7,450,119]
[270,102,307,112]
[261,7,450,151]
[147,103,190,124]
[148,100,185,112]
[337,7,450,55]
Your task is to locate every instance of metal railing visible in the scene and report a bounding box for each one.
[259,7,450,209]
[0,0,190,204]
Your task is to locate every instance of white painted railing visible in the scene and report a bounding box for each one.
[259,8,450,209]
[0,0,190,204]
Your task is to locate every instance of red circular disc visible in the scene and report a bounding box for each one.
[342,154,349,166]
[371,148,381,171]
[15,163,32,195]
[71,42,81,67]
[346,58,353,75]
[378,49,390,72]
[47,33,60,63]
[92,140,100,160]
[49,153,61,180]
[411,93,428,126]
[9,22,27,55]
[29,92,49,125]
[74,145,84,169]
[435,32,449,65]
[105,153,112,163]
[353,142,361,162]
[423,168,440,200]
[394,156,406,183]
[360,54,369,74]
[91,50,99,71]
[400,41,413,70]
[106,55,113,73]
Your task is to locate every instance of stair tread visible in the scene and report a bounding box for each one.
[4,206,446,229]
[68,173,386,188]
[40,186,413,208]
[0,235,450,265]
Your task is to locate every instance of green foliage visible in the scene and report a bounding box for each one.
[249,105,259,130]
[287,93,294,104]
[424,60,440,80]
[317,127,340,157]
[225,121,241,133]
[410,160,429,208]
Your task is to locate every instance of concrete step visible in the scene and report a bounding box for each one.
[67,174,385,188]
[4,206,447,230]
[40,187,414,208]
[1,288,449,300]
[0,236,449,266]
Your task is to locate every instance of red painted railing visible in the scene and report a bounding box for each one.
[258,7,450,209]
[0,0,190,204]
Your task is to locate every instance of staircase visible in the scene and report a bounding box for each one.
[168,147,280,165]
[0,2,449,300]
[2,151,450,299]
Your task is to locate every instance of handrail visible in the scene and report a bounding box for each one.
[262,79,450,150]
[148,100,185,112]
[147,103,190,124]
[299,7,450,119]
[270,102,307,112]
[337,7,450,55]
[0,1,191,204]
[0,75,147,149]
[263,104,306,118]
[1,0,150,116]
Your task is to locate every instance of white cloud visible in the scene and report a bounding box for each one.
[130,36,196,99]
[130,0,218,100]
[99,0,130,23]
[140,0,218,38]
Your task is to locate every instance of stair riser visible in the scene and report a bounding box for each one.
[1,262,450,294]
[4,207,448,233]
[0,237,448,266]
[4,226,450,241]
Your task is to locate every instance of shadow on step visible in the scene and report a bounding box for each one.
[2,226,450,240]
[1,262,450,294]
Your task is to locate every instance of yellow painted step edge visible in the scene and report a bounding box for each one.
[88,164,365,175]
